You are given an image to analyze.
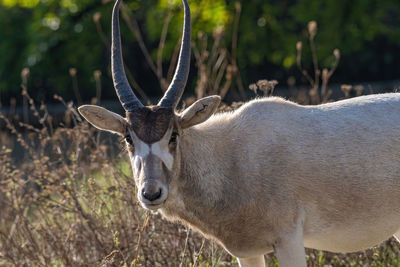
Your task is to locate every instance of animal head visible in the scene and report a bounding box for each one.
[78,0,221,210]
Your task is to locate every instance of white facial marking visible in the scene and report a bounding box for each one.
[151,141,174,171]
[132,139,174,171]
[131,139,150,175]
[135,141,150,158]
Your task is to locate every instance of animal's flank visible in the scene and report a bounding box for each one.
[77,0,400,265]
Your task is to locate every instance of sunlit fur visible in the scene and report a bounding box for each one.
[160,93,400,266]
[79,93,400,267]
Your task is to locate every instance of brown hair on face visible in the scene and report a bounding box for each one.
[127,106,174,144]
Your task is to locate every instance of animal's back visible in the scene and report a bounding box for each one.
[206,93,400,253]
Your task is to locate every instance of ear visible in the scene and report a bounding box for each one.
[179,95,221,129]
[78,105,127,135]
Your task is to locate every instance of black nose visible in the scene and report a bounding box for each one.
[142,188,162,201]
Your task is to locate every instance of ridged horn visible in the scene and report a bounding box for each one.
[112,0,143,111]
[158,0,191,109]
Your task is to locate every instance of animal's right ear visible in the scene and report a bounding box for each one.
[78,105,127,136]
[178,95,221,129]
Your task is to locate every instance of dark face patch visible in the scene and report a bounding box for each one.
[127,106,174,143]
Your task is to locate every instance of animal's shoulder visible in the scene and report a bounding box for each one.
[204,97,302,131]
[229,97,301,119]
[240,97,299,110]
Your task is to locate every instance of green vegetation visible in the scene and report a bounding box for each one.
[0,0,400,265]
[0,0,399,103]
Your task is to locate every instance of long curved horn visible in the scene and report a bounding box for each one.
[158,0,191,109]
[112,0,143,111]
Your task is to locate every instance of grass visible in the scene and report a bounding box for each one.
[0,18,399,265]
[0,92,399,266]
[0,95,227,266]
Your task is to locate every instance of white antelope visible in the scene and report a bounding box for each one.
[78,0,400,266]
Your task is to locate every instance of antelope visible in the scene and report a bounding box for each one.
[78,0,400,266]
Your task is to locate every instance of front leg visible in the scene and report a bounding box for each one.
[237,255,265,267]
[274,222,307,267]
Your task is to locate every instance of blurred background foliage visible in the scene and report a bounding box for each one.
[0,0,399,104]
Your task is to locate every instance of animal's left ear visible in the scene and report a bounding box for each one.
[78,105,127,136]
[178,95,221,129]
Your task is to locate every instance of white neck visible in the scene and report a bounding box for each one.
[161,119,249,243]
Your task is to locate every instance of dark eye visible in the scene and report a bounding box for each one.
[125,134,134,146]
[169,132,179,144]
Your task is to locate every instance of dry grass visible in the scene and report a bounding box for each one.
[0,16,399,267]
[0,92,399,266]
[0,93,236,266]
